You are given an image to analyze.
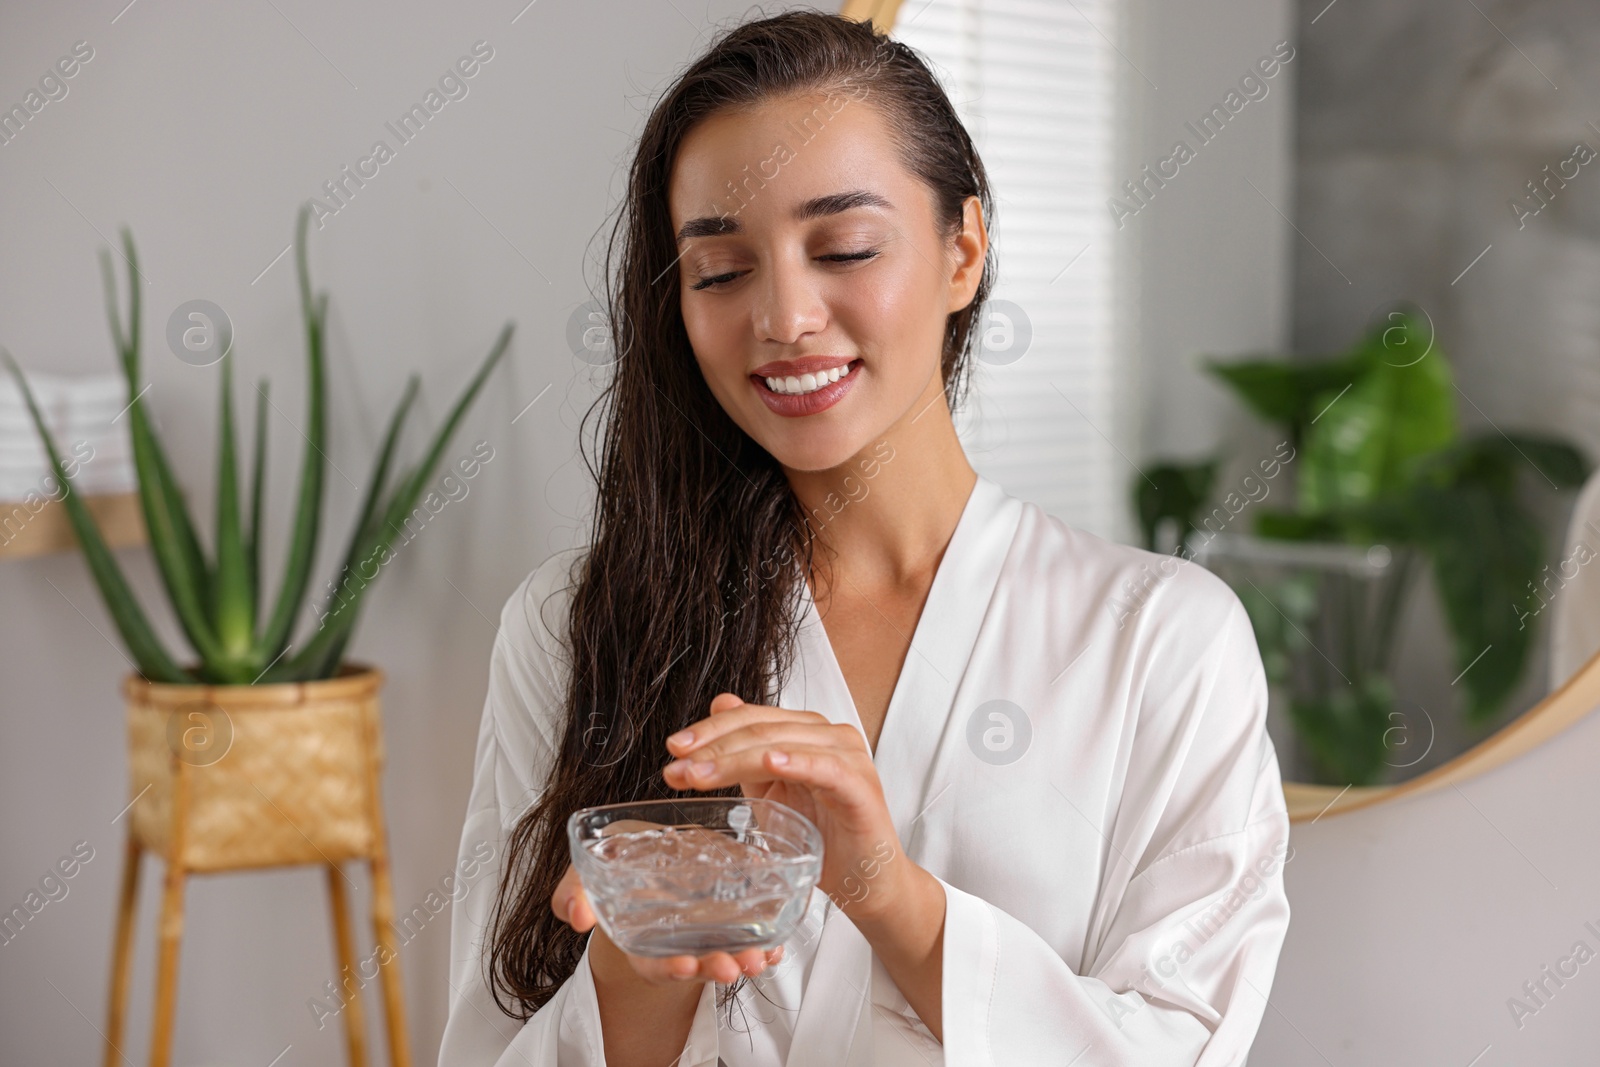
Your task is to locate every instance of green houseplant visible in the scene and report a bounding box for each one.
[2,203,514,1066]
[1137,310,1589,784]
[2,203,513,683]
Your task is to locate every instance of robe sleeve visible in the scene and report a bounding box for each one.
[936,576,1291,1066]
[437,557,724,1067]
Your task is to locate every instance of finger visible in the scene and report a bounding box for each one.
[668,723,864,764]
[622,954,696,984]
[662,735,830,795]
[732,946,769,976]
[659,723,851,790]
[559,886,595,932]
[631,949,760,985]
[698,949,758,984]
[569,885,594,931]
[709,692,745,715]
[552,868,596,932]
[670,743,873,805]
[666,704,828,757]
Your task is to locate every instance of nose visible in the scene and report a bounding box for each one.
[752,248,828,346]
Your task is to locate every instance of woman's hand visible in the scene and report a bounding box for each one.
[662,692,906,918]
[551,861,783,985]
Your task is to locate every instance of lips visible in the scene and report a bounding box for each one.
[751,359,860,418]
[751,355,855,378]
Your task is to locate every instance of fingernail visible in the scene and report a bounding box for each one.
[691,760,715,776]
[668,730,694,747]
[664,759,688,775]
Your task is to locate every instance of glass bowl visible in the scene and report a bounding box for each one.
[567,796,823,958]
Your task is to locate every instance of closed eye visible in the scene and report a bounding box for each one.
[819,249,880,264]
[689,248,882,292]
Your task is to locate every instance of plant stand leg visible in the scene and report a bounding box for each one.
[359,692,411,1067]
[326,864,369,1067]
[103,835,142,1067]
[368,853,410,1067]
[149,858,187,1067]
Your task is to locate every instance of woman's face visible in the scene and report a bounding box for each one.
[669,90,986,473]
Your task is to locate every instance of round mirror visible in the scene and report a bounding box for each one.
[848,0,1600,823]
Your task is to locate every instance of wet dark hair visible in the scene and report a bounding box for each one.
[485,6,995,1025]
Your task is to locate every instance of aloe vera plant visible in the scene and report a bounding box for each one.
[2,203,514,685]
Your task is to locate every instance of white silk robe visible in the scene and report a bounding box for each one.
[438,475,1292,1066]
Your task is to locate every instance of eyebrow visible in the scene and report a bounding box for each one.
[675,189,893,242]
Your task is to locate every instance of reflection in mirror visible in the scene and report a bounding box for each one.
[1135,12,1598,795]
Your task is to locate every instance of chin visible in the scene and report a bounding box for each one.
[756,424,876,474]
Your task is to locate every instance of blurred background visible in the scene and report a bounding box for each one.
[3,0,1600,1063]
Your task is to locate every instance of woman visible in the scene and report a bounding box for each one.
[440,11,1290,1067]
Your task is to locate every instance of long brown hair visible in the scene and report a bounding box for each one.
[485,7,995,1023]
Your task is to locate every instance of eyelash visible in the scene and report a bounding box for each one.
[689,249,881,292]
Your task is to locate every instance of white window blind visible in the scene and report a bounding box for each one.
[892,0,1127,540]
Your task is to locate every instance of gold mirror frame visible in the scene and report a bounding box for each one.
[839,0,903,29]
[842,0,1600,824]
[1281,644,1600,822]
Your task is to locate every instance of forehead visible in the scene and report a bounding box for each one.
[668,91,909,231]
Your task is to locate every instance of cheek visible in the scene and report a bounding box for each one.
[682,302,745,388]
[836,260,945,380]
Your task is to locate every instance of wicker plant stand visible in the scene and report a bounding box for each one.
[104,663,410,1067]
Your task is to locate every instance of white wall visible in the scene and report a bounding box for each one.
[0,1,800,1062]
[1256,706,1600,1063]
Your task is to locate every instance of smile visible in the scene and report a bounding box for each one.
[749,359,861,418]
[764,362,855,395]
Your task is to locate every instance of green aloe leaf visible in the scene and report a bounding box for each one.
[257,205,328,662]
[211,351,255,680]
[108,236,212,597]
[313,374,420,641]
[102,235,223,668]
[3,349,191,683]
[378,322,514,539]
[284,379,419,681]
[263,322,513,682]
[246,379,268,616]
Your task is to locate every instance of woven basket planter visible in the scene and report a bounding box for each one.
[109,661,411,1067]
[122,662,385,872]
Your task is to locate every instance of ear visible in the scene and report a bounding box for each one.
[946,195,989,314]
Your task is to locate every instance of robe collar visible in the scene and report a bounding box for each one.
[778,473,1024,1067]
[789,473,1024,837]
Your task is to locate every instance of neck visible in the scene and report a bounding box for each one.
[784,373,978,598]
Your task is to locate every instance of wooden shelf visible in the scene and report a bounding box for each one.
[0,490,147,560]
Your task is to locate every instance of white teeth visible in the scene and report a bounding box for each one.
[765,363,853,395]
